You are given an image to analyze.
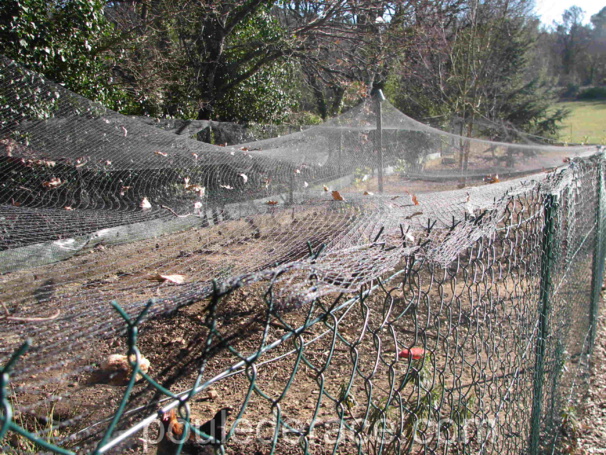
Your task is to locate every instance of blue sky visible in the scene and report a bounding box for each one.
[535,0,604,26]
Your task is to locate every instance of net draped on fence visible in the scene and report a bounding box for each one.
[0,55,604,454]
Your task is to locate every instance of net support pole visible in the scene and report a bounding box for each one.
[529,194,557,455]
[589,151,606,351]
[376,90,385,193]
[338,131,343,176]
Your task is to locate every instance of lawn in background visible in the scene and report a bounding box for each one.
[556,100,606,145]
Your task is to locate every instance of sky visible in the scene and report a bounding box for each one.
[534,0,604,26]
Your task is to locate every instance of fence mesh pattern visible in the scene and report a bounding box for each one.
[0,56,604,454]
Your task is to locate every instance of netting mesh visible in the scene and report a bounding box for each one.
[0,55,604,455]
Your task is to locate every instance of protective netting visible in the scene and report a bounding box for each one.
[0,55,604,455]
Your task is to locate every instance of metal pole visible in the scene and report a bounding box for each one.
[529,194,557,455]
[338,131,342,176]
[376,90,385,193]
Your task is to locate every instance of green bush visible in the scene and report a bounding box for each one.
[577,86,606,100]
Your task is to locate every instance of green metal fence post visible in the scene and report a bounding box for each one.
[529,194,558,455]
[590,152,606,351]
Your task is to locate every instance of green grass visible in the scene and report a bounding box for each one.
[556,100,606,145]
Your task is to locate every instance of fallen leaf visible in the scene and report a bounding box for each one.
[323,186,329,192]
[483,174,500,184]
[266,200,279,205]
[93,354,150,386]
[121,126,128,137]
[411,194,419,205]
[398,347,425,360]
[42,177,62,189]
[363,191,374,196]
[220,184,233,190]
[192,153,198,159]
[405,211,423,219]
[11,199,20,207]
[294,169,301,174]
[64,206,73,211]
[240,147,249,151]
[29,159,55,167]
[154,151,168,157]
[332,190,345,201]
[239,173,248,184]
[120,186,131,196]
[140,197,152,210]
[146,273,185,284]
[104,160,112,166]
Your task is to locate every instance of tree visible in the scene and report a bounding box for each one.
[554,6,592,85]
[106,0,302,122]
[0,0,134,111]
[386,0,565,151]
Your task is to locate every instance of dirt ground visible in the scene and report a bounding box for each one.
[576,294,606,454]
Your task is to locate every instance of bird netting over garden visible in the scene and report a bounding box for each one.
[0,55,604,455]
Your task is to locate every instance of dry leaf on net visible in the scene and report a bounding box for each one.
[405,211,423,219]
[483,174,500,184]
[42,177,62,189]
[146,273,185,284]
[266,200,279,206]
[239,173,248,184]
[154,151,168,157]
[332,190,345,201]
[220,184,234,190]
[64,206,74,211]
[363,191,374,196]
[410,194,420,205]
[140,197,152,210]
[323,186,329,192]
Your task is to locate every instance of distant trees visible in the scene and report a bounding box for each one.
[386,0,565,145]
[543,5,606,89]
